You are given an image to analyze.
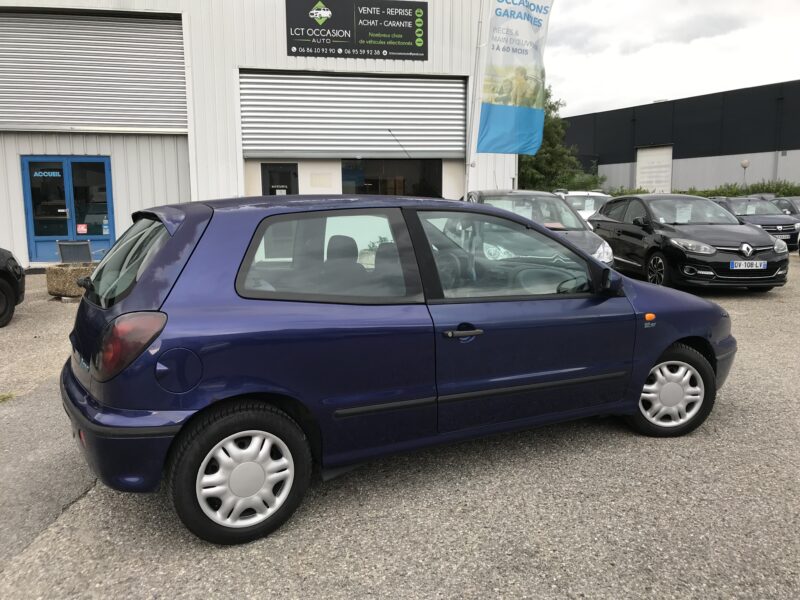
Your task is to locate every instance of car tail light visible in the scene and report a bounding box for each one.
[93,312,167,382]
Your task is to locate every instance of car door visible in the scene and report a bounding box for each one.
[591,198,629,261]
[406,208,637,434]
[616,199,651,273]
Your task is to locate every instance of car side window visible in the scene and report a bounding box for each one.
[417,211,592,299]
[603,199,629,221]
[237,209,422,304]
[774,199,793,213]
[623,200,647,224]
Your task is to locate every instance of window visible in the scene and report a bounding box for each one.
[341,159,442,197]
[237,209,421,303]
[602,199,629,221]
[418,211,592,299]
[86,217,168,308]
[773,199,793,213]
[565,194,609,214]
[624,200,647,224]
[480,195,586,231]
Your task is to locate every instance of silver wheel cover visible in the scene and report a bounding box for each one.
[639,361,704,428]
[195,430,294,529]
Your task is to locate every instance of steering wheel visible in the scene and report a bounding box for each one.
[556,274,587,294]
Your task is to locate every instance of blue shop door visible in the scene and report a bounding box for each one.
[22,156,115,263]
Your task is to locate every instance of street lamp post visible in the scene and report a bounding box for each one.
[740,159,750,190]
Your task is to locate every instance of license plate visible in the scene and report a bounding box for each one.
[730,261,767,270]
[774,234,791,240]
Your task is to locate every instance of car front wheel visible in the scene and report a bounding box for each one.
[646,251,670,286]
[167,401,312,544]
[625,343,716,437]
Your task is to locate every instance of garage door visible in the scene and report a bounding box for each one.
[0,12,187,132]
[635,146,673,193]
[240,71,466,159]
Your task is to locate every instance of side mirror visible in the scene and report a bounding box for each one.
[632,216,650,228]
[600,268,623,295]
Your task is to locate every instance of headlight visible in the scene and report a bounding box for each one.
[483,243,514,261]
[774,238,788,254]
[794,223,800,231]
[592,240,614,264]
[669,238,716,255]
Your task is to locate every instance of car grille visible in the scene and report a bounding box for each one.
[713,245,773,255]
[761,225,797,234]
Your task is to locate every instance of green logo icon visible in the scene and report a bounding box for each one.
[415,28,424,37]
[415,8,424,17]
[415,37,424,47]
[309,1,332,25]
[415,17,424,27]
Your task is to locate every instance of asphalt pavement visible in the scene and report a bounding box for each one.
[0,264,798,599]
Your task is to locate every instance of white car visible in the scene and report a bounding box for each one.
[309,7,332,19]
[560,191,612,221]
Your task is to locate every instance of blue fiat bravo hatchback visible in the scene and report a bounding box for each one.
[62,196,737,544]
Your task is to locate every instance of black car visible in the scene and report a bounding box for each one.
[589,194,789,291]
[771,196,800,216]
[712,197,800,250]
[0,247,25,327]
[466,190,615,265]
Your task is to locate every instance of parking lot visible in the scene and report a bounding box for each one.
[1,264,798,599]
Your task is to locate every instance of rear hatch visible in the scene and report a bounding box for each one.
[69,203,212,392]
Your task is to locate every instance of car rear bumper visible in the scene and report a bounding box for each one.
[60,360,192,492]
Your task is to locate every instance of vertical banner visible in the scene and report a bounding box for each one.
[477,0,555,155]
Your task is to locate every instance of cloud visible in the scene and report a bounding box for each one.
[620,13,749,55]
[542,0,800,117]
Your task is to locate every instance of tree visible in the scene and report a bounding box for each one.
[518,87,603,191]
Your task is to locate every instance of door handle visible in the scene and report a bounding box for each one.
[443,329,484,339]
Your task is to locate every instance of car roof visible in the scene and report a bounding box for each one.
[563,190,611,196]
[200,195,469,213]
[471,189,559,198]
[626,194,710,202]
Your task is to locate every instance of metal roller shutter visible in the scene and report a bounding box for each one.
[0,12,187,133]
[240,71,466,159]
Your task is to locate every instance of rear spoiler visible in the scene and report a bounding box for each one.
[132,206,187,236]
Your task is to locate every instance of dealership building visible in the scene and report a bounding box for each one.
[564,80,800,194]
[0,0,515,266]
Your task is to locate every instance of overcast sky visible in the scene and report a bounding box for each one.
[545,0,800,116]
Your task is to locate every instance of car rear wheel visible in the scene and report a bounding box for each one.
[646,251,670,287]
[0,279,15,328]
[625,343,716,437]
[167,401,311,544]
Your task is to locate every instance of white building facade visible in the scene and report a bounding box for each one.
[0,0,516,266]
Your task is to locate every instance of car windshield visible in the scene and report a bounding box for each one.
[727,198,783,216]
[565,194,609,213]
[481,195,585,231]
[648,198,740,225]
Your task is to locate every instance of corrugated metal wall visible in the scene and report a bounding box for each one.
[240,72,466,159]
[0,132,190,265]
[0,12,187,133]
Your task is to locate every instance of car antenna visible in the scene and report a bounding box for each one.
[388,129,412,159]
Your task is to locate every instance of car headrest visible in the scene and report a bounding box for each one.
[326,235,358,262]
[374,242,400,272]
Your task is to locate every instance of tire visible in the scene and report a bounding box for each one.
[625,343,716,437]
[748,287,774,293]
[167,401,312,545]
[0,279,15,328]
[646,251,671,287]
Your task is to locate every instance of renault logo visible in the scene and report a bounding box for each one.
[740,243,754,257]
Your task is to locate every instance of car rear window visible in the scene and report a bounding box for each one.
[85,217,169,308]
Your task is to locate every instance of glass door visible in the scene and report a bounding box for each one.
[22,156,115,262]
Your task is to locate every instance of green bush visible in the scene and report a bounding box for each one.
[606,180,800,198]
